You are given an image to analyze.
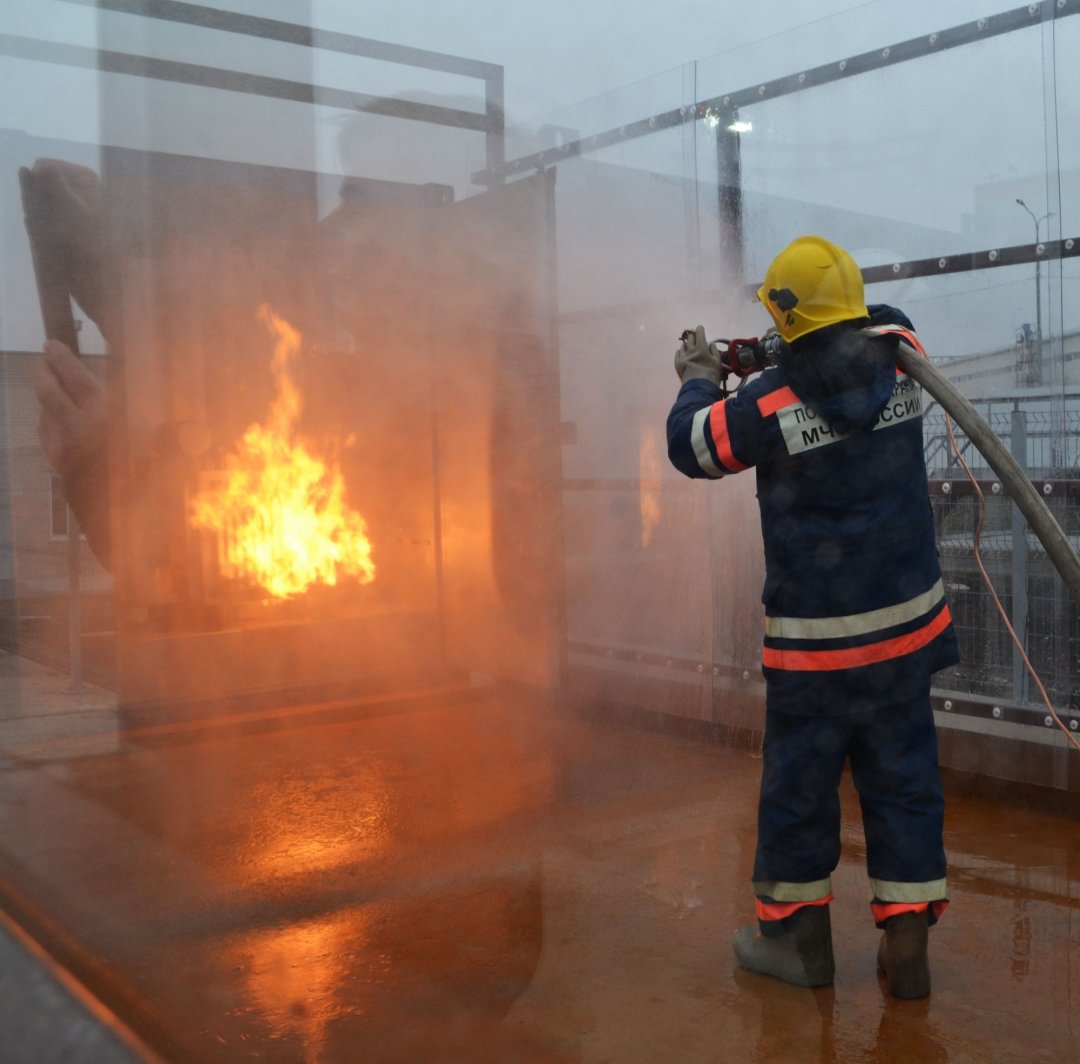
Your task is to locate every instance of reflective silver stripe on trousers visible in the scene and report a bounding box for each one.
[765,578,946,640]
[752,878,832,902]
[690,406,724,477]
[870,877,948,902]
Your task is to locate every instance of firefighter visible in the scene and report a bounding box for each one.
[666,235,959,998]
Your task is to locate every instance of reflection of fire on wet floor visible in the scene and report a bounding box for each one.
[1,685,1078,1062]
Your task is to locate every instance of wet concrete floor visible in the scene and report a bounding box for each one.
[1,654,1078,1062]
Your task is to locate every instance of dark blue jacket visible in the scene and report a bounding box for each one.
[666,306,959,715]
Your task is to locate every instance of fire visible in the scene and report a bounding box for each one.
[190,305,375,599]
[639,427,662,547]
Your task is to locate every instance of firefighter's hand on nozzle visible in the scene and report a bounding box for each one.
[675,325,724,387]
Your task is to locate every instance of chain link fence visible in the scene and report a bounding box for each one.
[925,403,1080,712]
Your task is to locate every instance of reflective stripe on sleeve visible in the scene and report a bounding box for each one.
[690,407,725,476]
[762,603,952,671]
[708,400,749,472]
[766,579,947,640]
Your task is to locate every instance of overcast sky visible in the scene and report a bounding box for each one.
[312,0,883,120]
[1,0,1076,356]
[3,0,1032,124]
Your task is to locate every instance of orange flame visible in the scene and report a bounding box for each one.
[190,305,375,599]
[639,427,662,547]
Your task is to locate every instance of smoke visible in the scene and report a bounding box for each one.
[4,7,1080,1061]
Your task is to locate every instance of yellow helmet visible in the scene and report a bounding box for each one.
[757,235,869,343]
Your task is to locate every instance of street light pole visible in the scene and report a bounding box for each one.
[1015,197,1053,385]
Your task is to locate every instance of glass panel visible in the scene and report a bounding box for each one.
[2,3,1079,1060]
[733,26,1050,279]
[1053,14,1080,238]
[697,0,1045,101]
[545,70,747,723]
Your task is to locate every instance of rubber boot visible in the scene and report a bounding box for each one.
[733,904,835,988]
[877,909,931,999]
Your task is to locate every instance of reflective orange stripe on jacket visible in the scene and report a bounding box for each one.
[708,399,749,472]
[763,602,952,672]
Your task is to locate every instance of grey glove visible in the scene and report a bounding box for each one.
[674,325,723,386]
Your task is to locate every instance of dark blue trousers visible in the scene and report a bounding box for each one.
[752,689,946,919]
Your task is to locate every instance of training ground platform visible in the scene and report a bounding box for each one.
[1,652,1078,1063]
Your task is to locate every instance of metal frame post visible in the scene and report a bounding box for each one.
[714,108,745,283]
[1010,407,1029,703]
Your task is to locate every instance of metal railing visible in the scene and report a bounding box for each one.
[926,404,1079,711]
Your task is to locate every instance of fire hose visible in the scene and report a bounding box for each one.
[894,346,1080,612]
[898,347,1080,753]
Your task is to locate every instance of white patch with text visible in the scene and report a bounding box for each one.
[776,376,921,455]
